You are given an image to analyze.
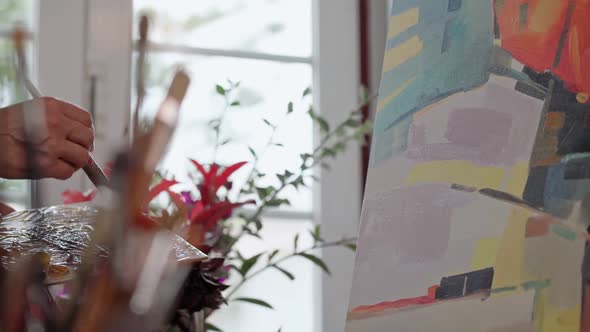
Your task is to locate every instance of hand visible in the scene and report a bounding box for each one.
[0,97,94,180]
[0,202,15,216]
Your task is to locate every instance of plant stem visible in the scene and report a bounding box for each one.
[212,97,231,164]
[224,237,356,301]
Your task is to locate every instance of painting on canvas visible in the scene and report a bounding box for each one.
[346,1,590,331]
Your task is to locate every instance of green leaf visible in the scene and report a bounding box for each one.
[206,323,223,331]
[293,233,300,251]
[317,117,330,133]
[248,147,257,158]
[274,143,284,147]
[234,297,274,309]
[345,118,362,127]
[220,138,231,146]
[302,87,312,98]
[298,253,331,275]
[266,198,290,207]
[354,122,373,139]
[240,253,262,276]
[272,265,295,281]
[276,170,294,184]
[291,176,306,190]
[309,225,322,242]
[321,147,337,158]
[268,249,280,262]
[254,218,263,231]
[256,186,275,199]
[287,101,294,114]
[263,119,274,128]
[215,84,226,96]
[344,243,357,251]
[230,101,240,106]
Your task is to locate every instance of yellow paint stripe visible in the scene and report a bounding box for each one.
[376,77,416,113]
[382,35,423,73]
[388,7,420,39]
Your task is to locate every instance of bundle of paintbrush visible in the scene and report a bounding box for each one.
[0,18,209,332]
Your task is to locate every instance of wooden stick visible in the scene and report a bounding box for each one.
[132,15,149,146]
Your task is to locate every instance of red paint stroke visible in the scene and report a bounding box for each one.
[351,295,437,315]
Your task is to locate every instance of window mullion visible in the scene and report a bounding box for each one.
[138,41,313,64]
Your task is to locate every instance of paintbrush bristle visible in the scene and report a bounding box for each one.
[139,15,149,42]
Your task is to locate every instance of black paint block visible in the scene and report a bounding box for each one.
[435,267,494,300]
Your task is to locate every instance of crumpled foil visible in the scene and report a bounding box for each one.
[0,205,103,268]
[0,205,206,272]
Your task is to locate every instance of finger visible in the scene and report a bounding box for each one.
[44,97,93,128]
[67,125,94,151]
[62,104,93,129]
[47,160,77,180]
[58,140,90,169]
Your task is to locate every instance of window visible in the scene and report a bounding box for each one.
[133,1,316,330]
[0,0,37,210]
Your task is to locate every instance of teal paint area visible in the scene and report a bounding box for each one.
[550,224,577,241]
[372,0,494,165]
[491,286,518,294]
[521,279,551,292]
[544,154,590,221]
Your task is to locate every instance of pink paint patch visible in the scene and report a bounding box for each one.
[524,214,554,238]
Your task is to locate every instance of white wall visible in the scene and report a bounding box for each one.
[314,1,388,331]
[37,0,87,206]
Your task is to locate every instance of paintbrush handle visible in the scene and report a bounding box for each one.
[84,157,110,188]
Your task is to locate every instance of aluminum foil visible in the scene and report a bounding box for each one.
[0,205,206,271]
[0,205,105,268]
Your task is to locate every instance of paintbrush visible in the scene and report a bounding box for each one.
[132,15,149,146]
[131,69,190,211]
[65,70,191,331]
[12,26,110,189]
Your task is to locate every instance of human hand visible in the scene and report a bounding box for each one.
[0,202,15,216]
[0,97,94,180]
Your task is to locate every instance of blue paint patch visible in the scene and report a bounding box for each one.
[371,0,494,164]
[544,157,590,219]
[448,0,462,12]
[372,114,412,164]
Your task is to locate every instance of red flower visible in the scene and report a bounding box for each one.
[190,160,247,205]
[146,179,179,203]
[61,162,113,205]
[62,189,97,204]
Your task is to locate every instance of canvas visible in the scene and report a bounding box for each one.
[346,1,590,331]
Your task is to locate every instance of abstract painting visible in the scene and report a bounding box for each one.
[346,1,590,331]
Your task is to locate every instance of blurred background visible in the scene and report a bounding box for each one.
[0,1,391,331]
